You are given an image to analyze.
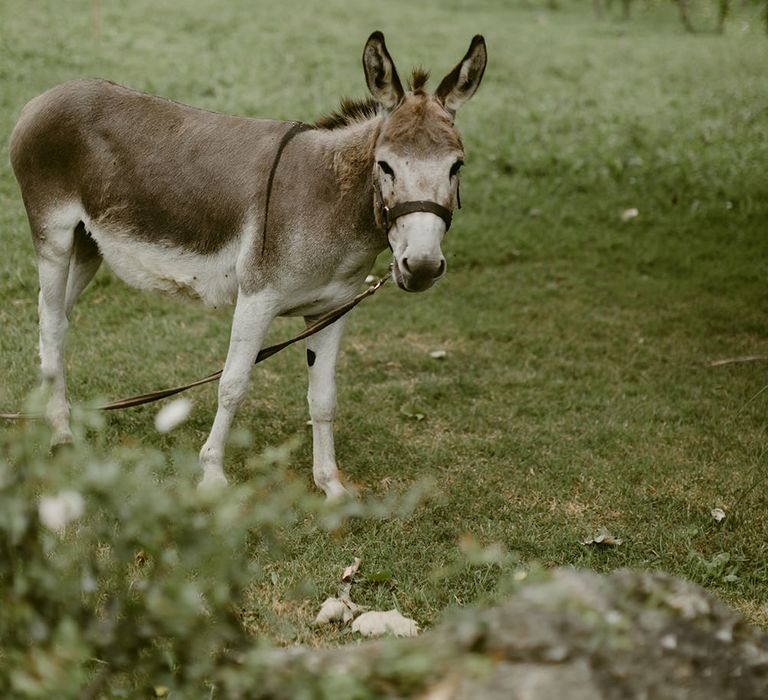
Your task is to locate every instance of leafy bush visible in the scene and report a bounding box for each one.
[0,402,417,698]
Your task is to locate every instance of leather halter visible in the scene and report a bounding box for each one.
[376,184,459,235]
[262,121,459,244]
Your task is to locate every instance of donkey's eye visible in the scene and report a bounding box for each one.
[450,160,464,177]
[378,160,395,178]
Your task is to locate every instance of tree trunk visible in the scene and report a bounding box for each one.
[676,0,696,33]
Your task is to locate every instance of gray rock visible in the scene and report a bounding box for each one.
[250,569,768,699]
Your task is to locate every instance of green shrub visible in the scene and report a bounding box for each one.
[0,404,416,698]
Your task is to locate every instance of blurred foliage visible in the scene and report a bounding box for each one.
[0,402,425,698]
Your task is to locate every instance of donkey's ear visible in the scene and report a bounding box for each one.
[435,35,487,116]
[362,31,405,110]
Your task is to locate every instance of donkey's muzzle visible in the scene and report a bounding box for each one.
[395,255,446,292]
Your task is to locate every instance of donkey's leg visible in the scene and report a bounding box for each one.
[64,223,102,319]
[304,315,348,499]
[35,215,77,446]
[199,290,278,489]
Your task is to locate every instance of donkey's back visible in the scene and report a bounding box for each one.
[11,79,286,259]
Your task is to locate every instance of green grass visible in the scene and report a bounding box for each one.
[2,0,768,640]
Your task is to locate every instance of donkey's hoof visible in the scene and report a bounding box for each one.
[323,481,352,502]
[198,472,228,493]
[50,431,74,453]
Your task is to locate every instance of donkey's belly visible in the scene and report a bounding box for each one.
[86,221,240,308]
[280,279,362,317]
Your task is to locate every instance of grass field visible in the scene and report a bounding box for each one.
[1,0,768,643]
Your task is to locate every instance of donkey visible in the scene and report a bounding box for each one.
[9,32,487,497]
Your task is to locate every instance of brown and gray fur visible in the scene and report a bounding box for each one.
[9,32,487,496]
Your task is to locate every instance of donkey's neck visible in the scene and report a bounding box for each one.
[316,116,385,242]
[325,118,380,191]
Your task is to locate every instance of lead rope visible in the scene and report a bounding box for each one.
[1,119,390,420]
[0,272,390,419]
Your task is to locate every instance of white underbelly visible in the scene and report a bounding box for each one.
[280,279,362,317]
[85,221,240,308]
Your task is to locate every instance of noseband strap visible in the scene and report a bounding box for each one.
[382,200,454,232]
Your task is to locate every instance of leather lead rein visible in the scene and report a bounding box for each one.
[0,272,391,419]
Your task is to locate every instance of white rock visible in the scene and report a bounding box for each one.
[39,490,85,532]
[314,598,350,624]
[621,208,639,222]
[352,609,419,637]
[313,596,362,625]
[429,350,447,360]
[154,398,193,433]
[711,508,726,523]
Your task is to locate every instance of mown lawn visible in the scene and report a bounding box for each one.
[1,0,767,640]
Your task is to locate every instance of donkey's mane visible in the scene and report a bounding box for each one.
[314,97,380,130]
[408,68,430,93]
[314,70,432,130]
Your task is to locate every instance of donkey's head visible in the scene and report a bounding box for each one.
[363,32,486,292]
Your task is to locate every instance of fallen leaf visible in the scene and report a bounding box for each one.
[429,350,447,360]
[314,558,367,625]
[352,609,419,637]
[711,508,726,523]
[621,207,639,222]
[342,557,362,583]
[581,528,623,547]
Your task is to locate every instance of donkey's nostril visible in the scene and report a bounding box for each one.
[401,257,411,273]
[437,259,446,277]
